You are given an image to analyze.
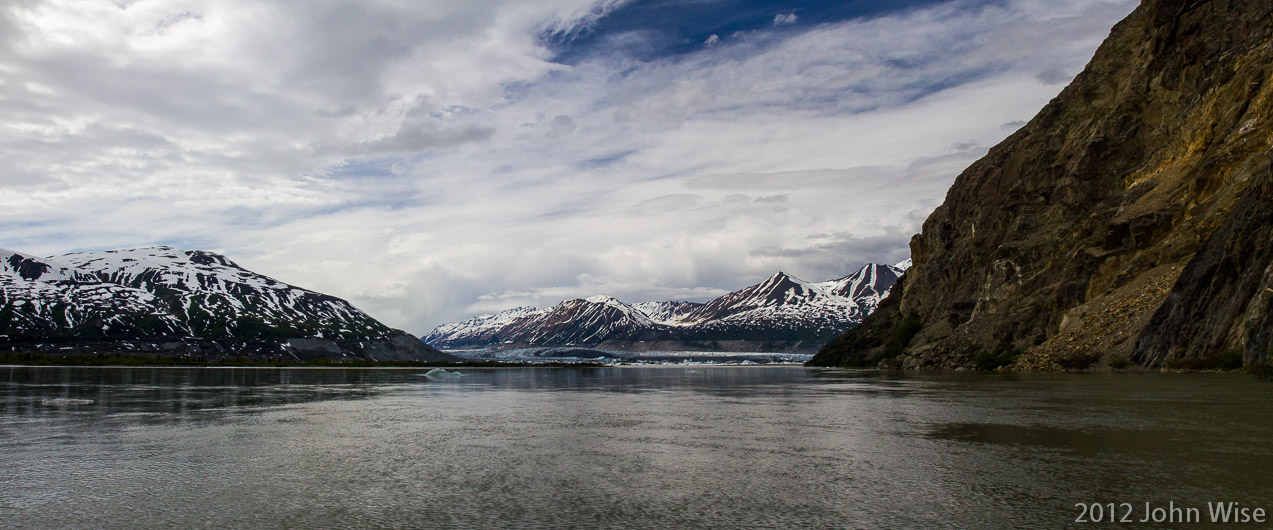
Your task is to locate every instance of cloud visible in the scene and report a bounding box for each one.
[749,226,917,277]
[1036,67,1073,84]
[544,115,578,139]
[350,122,496,155]
[0,0,1139,334]
[773,13,798,26]
[626,193,703,214]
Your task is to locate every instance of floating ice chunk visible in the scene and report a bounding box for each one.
[424,368,461,378]
[42,398,94,405]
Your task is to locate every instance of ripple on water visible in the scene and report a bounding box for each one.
[1,367,1271,529]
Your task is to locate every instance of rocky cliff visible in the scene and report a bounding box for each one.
[811,0,1273,370]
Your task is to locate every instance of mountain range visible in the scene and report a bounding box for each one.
[424,261,908,353]
[1,246,455,362]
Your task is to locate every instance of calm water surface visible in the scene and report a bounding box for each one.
[1,366,1270,529]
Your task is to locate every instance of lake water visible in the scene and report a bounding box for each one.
[2,366,1271,529]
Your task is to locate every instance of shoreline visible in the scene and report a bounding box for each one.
[0,352,602,369]
[0,351,1267,377]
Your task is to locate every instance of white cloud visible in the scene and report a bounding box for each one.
[0,0,1138,334]
[773,13,798,26]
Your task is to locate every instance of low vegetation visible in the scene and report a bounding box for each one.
[1245,361,1273,380]
[972,344,1022,372]
[1056,352,1103,370]
[883,313,923,359]
[1164,349,1244,371]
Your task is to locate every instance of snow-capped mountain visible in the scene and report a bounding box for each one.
[56,247,394,340]
[2,246,453,362]
[3,249,86,282]
[424,306,545,347]
[685,271,852,325]
[814,263,905,318]
[2,249,188,338]
[510,295,659,345]
[424,261,908,352]
[630,300,704,325]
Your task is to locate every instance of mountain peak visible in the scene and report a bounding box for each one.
[425,263,905,351]
[2,249,85,282]
[766,271,799,282]
[758,271,806,291]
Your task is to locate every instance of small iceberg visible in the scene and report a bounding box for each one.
[42,398,94,405]
[424,368,462,379]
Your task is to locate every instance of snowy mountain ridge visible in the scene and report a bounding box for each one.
[424,261,908,352]
[1,246,452,361]
[3,248,87,282]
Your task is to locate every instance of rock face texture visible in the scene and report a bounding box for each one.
[811,0,1273,369]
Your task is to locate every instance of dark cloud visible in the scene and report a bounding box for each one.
[0,16,16,56]
[686,168,895,191]
[355,123,496,154]
[749,227,915,280]
[155,11,204,31]
[1035,68,1072,85]
[545,115,577,139]
[626,193,702,214]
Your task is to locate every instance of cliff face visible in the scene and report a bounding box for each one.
[811,0,1273,369]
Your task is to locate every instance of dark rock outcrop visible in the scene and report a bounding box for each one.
[1134,166,1273,366]
[811,0,1273,369]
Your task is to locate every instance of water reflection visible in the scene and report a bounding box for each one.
[0,366,832,426]
[0,367,396,424]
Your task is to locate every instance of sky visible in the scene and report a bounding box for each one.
[0,0,1138,335]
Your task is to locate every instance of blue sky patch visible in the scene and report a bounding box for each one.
[545,0,954,64]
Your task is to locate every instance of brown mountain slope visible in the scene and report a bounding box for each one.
[810,0,1273,370]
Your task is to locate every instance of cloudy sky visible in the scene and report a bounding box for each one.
[0,0,1137,334]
